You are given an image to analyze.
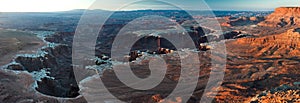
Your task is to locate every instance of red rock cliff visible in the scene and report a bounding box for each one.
[258,7,300,27]
[232,28,300,57]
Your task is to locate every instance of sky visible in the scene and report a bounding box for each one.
[0,0,299,12]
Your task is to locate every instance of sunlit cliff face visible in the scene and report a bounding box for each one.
[259,7,300,27]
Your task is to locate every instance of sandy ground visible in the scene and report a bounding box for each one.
[0,29,45,66]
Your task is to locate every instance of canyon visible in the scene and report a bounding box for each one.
[0,7,299,103]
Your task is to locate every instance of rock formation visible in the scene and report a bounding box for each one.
[2,9,300,103]
[231,28,300,57]
[0,63,86,103]
[221,16,264,27]
[79,50,215,103]
[215,28,300,102]
[4,32,83,98]
[258,7,300,27]
[251,85,300,103]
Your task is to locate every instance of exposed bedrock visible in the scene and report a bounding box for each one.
[251,84,300,103]
[219,28,300,102]
[258,7,300,27]
[7,44,80,98]
[2,20,248,102]
[0,67,86,102]
[221,16,265,27]
[231,28,300,57]
[79,51,218,103]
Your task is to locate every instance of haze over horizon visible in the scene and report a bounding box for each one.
[0,0,299,12]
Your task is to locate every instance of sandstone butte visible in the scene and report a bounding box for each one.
[258,7,300,27]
